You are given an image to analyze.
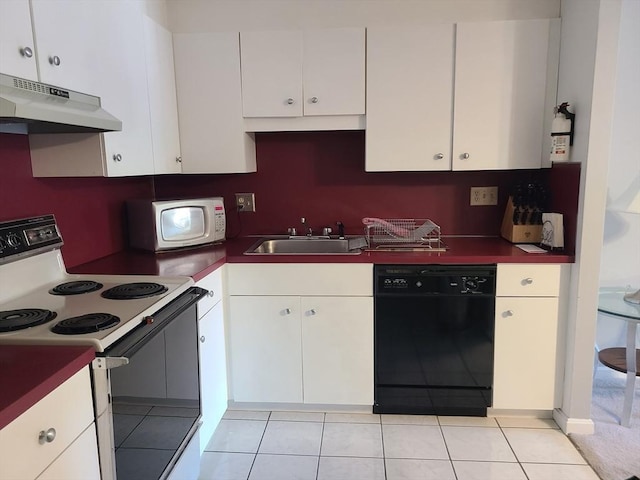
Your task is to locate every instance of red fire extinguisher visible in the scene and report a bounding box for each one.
[550,102,575,162]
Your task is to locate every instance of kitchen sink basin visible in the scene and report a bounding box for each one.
[244,237,365,255]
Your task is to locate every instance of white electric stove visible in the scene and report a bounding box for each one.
[0,215,194,352]
[0,215,206,480]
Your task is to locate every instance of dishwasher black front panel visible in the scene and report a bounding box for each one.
[374,265,496,416]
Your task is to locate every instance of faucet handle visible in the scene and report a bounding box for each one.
[288,227,297,236]
[322,227,332,236]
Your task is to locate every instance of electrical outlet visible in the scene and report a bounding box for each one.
[235,193,256,212]
[470,186,498,206]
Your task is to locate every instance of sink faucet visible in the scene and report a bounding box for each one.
[301,217,313,236]
[336,221,345,239]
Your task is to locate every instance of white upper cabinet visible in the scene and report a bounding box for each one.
[452,19,558,171]
[366,19,559,172]
[29,0,154,177]
[0,0,38,80]
[302,29,366,116]
[173,32,256,174]
[241,30,303,118]
[143,16,182,175]
[240,28,365,118]
[366,25,455,172]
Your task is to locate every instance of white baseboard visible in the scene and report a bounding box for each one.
[553,408,595,434]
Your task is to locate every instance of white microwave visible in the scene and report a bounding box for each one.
[126,198,225,251]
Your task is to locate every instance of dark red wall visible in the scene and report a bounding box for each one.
[155,131,551,238]
[1,130,579,267]
[0,133,154,267]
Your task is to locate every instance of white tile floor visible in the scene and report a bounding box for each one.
[199,410,599,480]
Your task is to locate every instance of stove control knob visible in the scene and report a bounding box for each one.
[0,237,7,249]
[6,234,21,247]
[416,281,423,288]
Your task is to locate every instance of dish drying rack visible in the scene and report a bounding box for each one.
[364,218,445,250]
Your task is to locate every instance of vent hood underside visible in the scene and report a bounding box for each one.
[0,73,122,134]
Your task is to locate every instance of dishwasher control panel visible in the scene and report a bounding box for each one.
[375,265,496,296]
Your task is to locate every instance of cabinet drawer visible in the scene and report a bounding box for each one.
[196,267,224,317]
[0,367,94,480]
[228,263,372,296]
[496,264,561,297]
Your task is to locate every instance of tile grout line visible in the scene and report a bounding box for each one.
[437,416,461,480]
[379,414,388,480]
[244,410,272,480]
[496,422,531,480]
[315,413,326,480]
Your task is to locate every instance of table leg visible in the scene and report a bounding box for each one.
[621,321,637,427]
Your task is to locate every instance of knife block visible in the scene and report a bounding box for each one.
[500,196,543,244]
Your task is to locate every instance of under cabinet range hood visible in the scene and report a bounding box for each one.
[0,73,122,134]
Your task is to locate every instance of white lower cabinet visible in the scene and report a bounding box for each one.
[0,367,99,480]
[196,268,228,453]
[229,295,303,403]
[227,264,373,406]
[301,296,373,405]
[493,296,560,410]
[492,264,565,411]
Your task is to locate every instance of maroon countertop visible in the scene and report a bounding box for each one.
[69,236,573,281]
[0,345,95,430]
[15,236,569,430]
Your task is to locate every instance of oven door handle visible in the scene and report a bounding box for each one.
[96,286,208,365]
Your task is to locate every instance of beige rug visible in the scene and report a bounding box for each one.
[570,367,640,480]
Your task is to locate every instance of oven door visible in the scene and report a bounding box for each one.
[95,286,207,480]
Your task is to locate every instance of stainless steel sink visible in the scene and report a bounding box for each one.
[244,237,365,255]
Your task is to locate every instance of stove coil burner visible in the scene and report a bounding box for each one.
[0,309,57,332]
[101,282,168,300]
[50,280,104,295]
[51,313,120,335]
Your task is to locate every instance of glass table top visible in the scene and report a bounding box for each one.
[598,287,640,321]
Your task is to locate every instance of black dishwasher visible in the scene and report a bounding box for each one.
[374,265,496,416]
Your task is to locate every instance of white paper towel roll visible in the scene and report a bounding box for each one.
[541,213,564,249]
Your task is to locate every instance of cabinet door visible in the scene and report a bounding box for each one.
[0,0,38,80]
[366,25,454,171]
[31,0,154,177]
[198,301,228,453]
[229,296,303,403]
[493,297,559,409]
[452,19,553,170]
[240,30,303,117]
[0,368,94,480]
[143,16,182,175]
[36,424,100,480]
[174,32,256,174]
[301,296,374,405]
[303,28,365,116]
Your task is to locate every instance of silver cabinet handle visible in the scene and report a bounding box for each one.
[20,46,33,58]
[113,154,122,162]
[286,98,295,105]
[39,428,56,444]
[461,153,470,159]
[207,290,214,297]
[175,156,182,163]
[49,55,61,66]
[200,335,205,343]
[503,310,514,317]
[522,278,534,285]
[284,308,291,315]
[435,153,444,160]
[310,96,318,104]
